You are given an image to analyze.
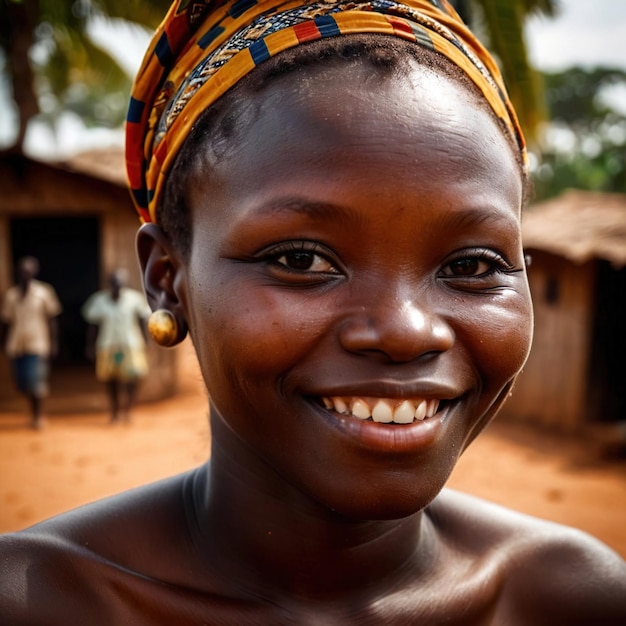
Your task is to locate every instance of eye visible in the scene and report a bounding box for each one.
[439,248,515,281]
[276,250,335,273]
[441,256,493,277]
[261,241,341,283]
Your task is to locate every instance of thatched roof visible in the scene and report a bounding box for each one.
[523,190,626,268]
[58,147,127,187]
[0,150,130,213]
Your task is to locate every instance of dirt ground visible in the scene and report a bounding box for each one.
[1,342,625,558]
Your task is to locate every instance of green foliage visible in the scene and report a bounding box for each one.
[92,0,172,27]
[545,67,626,123]
[533,67,626,199]
[518,0,557,17]
[34,18,131,126]
[1,0,171,148]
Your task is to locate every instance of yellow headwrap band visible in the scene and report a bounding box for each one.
[126,0,527,223]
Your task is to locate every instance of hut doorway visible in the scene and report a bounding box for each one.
[588,261,626,422]
[10,216,100,367]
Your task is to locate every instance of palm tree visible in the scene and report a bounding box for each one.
[449,0,559,145]
[1,0,39,154]
[0,0,170,155]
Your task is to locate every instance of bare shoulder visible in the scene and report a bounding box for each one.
[0,470,197,624]
[431,489,626,625]
[0,523,102,623]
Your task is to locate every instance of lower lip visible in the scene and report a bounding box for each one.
[319,406,447,454]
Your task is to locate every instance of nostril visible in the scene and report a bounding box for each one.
[338,306,454,363]
[416,350,444,362]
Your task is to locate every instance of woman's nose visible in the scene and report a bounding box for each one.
[338,297,454,363]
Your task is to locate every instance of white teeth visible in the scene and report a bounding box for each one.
[372,400,394,423]
[414,400,426,421]
[351,399,371,420]
[394,400,415,424]
[322,397,442,424]
[333,398,349,414]
[425,400,440,418]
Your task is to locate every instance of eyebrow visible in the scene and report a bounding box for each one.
[436,205,520,232]
[246,197,518,230]
[247,197,367,226]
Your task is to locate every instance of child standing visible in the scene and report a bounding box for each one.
[82,269,151,423]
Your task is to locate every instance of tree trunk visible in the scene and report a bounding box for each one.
[3,0,40,155]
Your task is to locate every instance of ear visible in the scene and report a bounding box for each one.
[136,223,189,327]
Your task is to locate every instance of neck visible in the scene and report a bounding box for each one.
[18,278,32,294]
[189,415,434,603]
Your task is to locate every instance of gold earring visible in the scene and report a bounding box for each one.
[147,309,183,347]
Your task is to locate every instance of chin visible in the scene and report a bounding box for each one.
[314,481,445,523]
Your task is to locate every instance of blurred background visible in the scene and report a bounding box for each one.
[0,0,625,554]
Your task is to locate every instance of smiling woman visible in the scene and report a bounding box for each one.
[154,53,531,523]
[1,0,625,624]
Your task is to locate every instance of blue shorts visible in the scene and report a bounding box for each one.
[11,355,50,398]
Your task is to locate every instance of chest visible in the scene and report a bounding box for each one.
[9,290,49,318]
[57,571,506,626]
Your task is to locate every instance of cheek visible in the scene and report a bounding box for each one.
[468,291,534,386]
[190,280,332,384]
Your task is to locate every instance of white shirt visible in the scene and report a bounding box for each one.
[81,288,151,350]
[1,280,62,357]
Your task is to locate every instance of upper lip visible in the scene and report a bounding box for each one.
[305,380,463,402]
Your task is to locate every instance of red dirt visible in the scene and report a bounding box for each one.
[2,342,625,557]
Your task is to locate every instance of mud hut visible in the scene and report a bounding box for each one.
[0,150,178,414]
[501,190,626,435]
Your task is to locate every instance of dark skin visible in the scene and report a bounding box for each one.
[1,60,625,625]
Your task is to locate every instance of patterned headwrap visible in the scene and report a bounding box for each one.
[126,0,527,224]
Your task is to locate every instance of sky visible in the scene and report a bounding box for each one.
[526,0,626,71]
[2,0,626,158]
[98,0,626,76]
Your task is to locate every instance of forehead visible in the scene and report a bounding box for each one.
[188,57,522,231]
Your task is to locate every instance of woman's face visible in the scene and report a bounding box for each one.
[175,58,532,519]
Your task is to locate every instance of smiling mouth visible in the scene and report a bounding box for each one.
[320,397,442,425]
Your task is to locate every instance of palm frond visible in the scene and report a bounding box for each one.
[459,0,558,147]
[519,0,559,18]
[91,0,173,28]
[483,0,546,142]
